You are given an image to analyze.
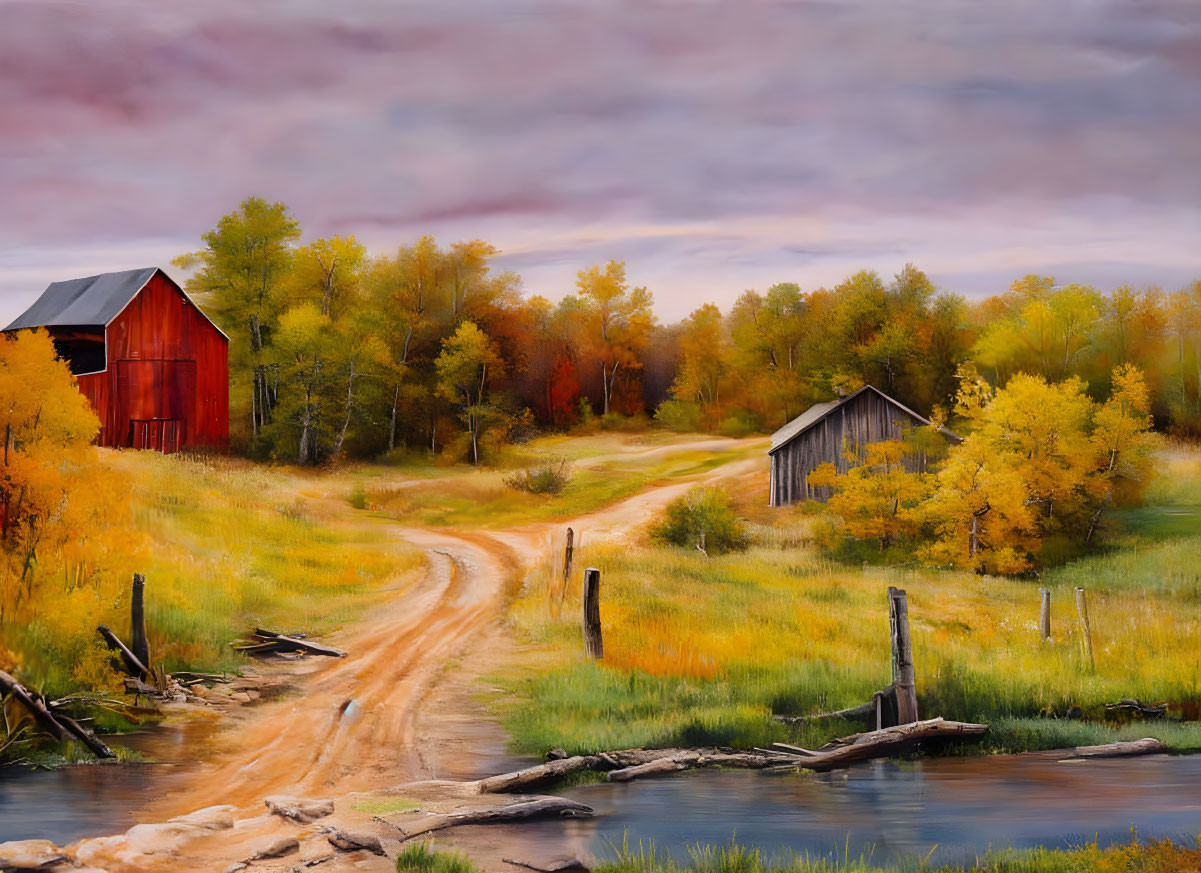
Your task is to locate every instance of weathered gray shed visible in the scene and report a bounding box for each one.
[769,385,961,506]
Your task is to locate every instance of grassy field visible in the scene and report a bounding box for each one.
[360,433,765,529]
[494,450,1201,756]
[591,839,1201,873]
[9,450,422,695]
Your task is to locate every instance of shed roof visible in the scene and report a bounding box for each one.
[769,384,961,454]
[4,267,228,340]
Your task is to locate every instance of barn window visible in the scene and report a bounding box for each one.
[51,330,106,375]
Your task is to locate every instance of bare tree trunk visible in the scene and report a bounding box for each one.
[389,383,400,452]
[332,361,356,458]
[298,387,312,465]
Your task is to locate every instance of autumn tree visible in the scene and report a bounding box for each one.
[0,330,99,615]
[809,441,932,552]
[567,260,655,416]
[435,321,504,465]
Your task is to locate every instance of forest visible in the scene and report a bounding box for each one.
[171,196,1201,465]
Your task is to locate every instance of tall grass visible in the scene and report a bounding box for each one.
[12,451,423,693]
[494,450,1201,755]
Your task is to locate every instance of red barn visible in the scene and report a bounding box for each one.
[4,267,228,452]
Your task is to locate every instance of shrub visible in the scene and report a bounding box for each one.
[504,459,573,495]
[348,482,368,509]
[651,486,750,555]
[655,399,701,433]
[717,410,760,438]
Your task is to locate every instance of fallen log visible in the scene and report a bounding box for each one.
[1062,737,1168,759]
[771,717,988,772]
[379,797,594,840]
[1104,699,1167,719]
[250,628,346,658]
[608,754,697,782]
[97,625,149,678]
[0,669,116,759]
[54,712,116,759]
[478,755,603,793]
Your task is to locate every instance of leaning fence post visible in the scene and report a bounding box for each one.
[563,528,574,583]
[1039,588,1051,642]
[582,568,603,660]
[888,586,919,724]
[1074,586,1095,671]
[131,573,149,670]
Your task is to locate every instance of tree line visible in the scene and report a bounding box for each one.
[175,196,1201,464]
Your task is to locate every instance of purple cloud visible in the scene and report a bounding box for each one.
[2,0,1199,323]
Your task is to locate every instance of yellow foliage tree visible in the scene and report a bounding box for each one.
[808,440,933,552]
[0,330,143,689]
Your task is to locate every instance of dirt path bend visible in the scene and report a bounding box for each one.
[80,441,767,872]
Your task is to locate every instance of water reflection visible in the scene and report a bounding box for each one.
[523,753,1201,867]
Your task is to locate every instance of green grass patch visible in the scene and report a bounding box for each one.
[350,796,423,815]
[396,842,481,873]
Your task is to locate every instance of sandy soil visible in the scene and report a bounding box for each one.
[59,440,767,873]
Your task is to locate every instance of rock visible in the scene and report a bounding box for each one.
[265,795,336,823]
[223,864,249,873]
[246,835,300,861]
[322,828,385,856]
[121,805,237,855]
[0,839,69,869]
[230,691,252,703]
[244,689,261,700]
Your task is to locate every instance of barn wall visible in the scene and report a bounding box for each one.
[769,390,949,506]
[93,272,228,451]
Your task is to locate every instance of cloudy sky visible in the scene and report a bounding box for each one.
[2,0,1199,323]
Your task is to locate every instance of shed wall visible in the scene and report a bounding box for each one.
[769,390,942,506]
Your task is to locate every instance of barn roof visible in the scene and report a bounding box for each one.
[769,384,961,454]
[4,267,160,330]
[4,267,228,340]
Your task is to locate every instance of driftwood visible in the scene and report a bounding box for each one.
[478,755,605,793]
[769,717,988,772]
[381,797,594,840]
[233,629,347,659]
[608,755,696,782]
[475,747,804,793]
[0,669,115,759]
[773,699,879,724]
[1063,737,1168,759]
[97,625,149,678]
[1104,699,1167,719]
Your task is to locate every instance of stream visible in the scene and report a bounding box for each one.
[4,738,1200,867]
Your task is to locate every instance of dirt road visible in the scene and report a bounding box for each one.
[67,440,767,872]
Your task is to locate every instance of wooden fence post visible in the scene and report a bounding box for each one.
[563,528,574,583]
[1074,586,1095,671]
[131,573,150,670]
[888,586,919,724]
[1039,588,1051,642]
[582,568,603,660]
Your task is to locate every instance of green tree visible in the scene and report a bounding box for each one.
[175,196,300,443]
[435,322,504,465]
